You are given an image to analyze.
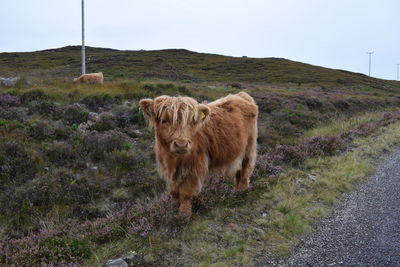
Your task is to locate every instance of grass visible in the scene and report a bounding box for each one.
[2,46,400,92]
[86,112,400,266]
[6,81,143,102]
[2,96,400,266]
[1,46,400,266]
[304,111,389,137]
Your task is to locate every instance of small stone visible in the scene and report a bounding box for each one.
[252,226,266,235]
[125,250,138,260]
[105,258,128,267]
[227,223,238,230]
[208,223,219,230]
[0,76,20,87]
[309,174,317,181]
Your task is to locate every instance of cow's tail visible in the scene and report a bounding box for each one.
[237,92,255,103]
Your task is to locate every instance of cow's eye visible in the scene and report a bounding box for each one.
[161,120,168,125]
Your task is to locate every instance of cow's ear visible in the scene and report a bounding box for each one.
[198,104,210,122]
[139,99,155,119]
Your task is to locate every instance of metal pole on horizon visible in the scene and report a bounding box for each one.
[397,64,399,81]
[366,51,374,76]
[81,0,86,75]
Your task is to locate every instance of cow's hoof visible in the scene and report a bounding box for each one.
[169,198,180,208]
[178,203,192,220]
[178,210,192,222]
[178,211,192,224]
[236,183,249,191]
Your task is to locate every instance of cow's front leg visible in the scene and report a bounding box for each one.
[178,176,199,218]
[165,176,180,209]
[179,198,192,217]
[169,189,180,208]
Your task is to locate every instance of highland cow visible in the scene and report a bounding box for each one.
[73,72,104,84]
[139,92,258,217]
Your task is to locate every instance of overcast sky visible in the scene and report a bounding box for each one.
[1,0,399,80]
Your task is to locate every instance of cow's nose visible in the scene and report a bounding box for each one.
[173,139,189,149]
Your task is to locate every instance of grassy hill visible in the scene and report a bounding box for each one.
[1,46,400,91]
[1,46,400,266]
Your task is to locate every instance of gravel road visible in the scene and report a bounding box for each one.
[255,147,400,267]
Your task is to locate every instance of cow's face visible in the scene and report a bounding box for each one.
[139,96,210,155]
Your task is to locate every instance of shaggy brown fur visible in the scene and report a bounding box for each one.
[73,72,104,84]
[139,92,258,216]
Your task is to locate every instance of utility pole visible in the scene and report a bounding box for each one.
[81,0,86,75]
[397,64,399,81]
[366,51,374,76]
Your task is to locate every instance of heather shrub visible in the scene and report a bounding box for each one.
[88,112,116,131]
[122,197,187,236]
[383,112,395,120]
[37,235,91,264]
[0,119,19,127]
[332,99,350,111]
[121,172,164,199]
[340,112,400,142]
[0,106,28,121]
[0,140,38,186]
[356,111,400,136]
[0,93,21,107]
[76,217,126,244]
[255,153,284,178]
[1,169,109,231]
[73,196,186,246]
[44,142,76,166]
[112,105,133,128]
[226,82,243,89]
[104,149,161,197]
[272,144,307,166]
[195,94,213,102]
[131,104,145,125]
[53,121,75,140]
[285,110,316,129]
[20,89,49,104]
[257,95,282,113]
[305,135,343,156]
[29,120,56,141]
[341,129,365,142]
[64,104,89,125]
[270,111,298,136]
[0,229,91,266]
[82,130,129,160]
[142,83,192,97]
[28,100,62,119]
[193,177,237,212]
[257,126,283,152]
[104,150,145,176]
[125,198,188,237]
[304,97,323,110]
[81,93,117,111]
[254,144,306,178]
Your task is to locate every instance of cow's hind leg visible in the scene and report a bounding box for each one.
[235,133,257,190]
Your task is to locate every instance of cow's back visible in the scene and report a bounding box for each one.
[201,93,258,169]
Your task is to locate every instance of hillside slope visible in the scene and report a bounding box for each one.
[2,47,400,266]
[1,46,399,91]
